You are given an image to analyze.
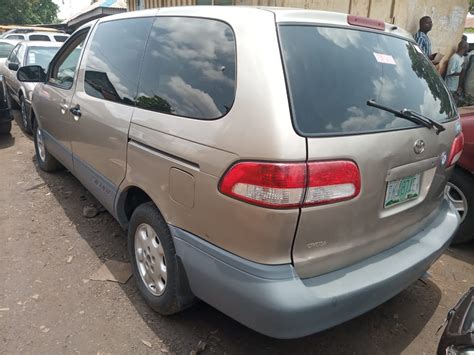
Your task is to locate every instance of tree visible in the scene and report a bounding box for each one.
[0,0,59,25]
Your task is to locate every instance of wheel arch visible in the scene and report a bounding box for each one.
[115,185,165,230]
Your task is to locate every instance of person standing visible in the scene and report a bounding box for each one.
[446,41,469,97]
[414,16,436,61]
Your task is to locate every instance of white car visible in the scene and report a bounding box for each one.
[2,31,69,43]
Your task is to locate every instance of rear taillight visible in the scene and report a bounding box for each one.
[448,133,464,167]
[305,161,361,206]
[219,161,360,209]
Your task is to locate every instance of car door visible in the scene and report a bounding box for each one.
[4,44,20,101]
[8,43,26,101]
[68,17,153,213]
[34,29,89,170]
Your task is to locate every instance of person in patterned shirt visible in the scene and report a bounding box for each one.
[414,16,436,62]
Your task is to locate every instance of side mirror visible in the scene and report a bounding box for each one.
[8,62,19,71]
[17,65,46,83]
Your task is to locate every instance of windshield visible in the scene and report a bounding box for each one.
[279,25,457,136]
[26,46,60,69]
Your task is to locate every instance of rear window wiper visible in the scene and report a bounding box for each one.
[367,100,446,135]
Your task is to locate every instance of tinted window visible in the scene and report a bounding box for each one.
[84,18,153,106]
[137,17,236,119]
[279,26,457,135]
[29,35,50,41]
[6,35,24,40]
[54,35,69,42]
[0,43,14,58]
[26,46,60,68]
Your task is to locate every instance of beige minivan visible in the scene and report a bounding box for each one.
[18,7,462,338]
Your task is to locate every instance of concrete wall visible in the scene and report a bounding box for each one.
[127,0,469,69]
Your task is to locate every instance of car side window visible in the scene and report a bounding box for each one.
[136,17,236,120]
[49,31,87,90]
[6,35,24,40]
[7,45,20,64]
[83,17,153,105]
[54,35,69,42]
[29,34,50,41]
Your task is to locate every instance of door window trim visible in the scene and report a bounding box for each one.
[46,28,91,91]
[7,44,20,64]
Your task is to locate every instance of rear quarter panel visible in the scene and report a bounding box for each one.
[458,107,474,173]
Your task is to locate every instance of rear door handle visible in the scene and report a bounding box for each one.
[69,105,81,121]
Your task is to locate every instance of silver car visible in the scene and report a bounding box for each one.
[18,7,462,338]
[2,41,62,132]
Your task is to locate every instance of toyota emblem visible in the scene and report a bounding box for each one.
[414,139,425,154]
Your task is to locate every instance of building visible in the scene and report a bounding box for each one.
[127,0,469,72]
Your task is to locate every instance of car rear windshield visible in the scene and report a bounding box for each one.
[26,47,60,69]
[0,43,14,58]
[279,25,457,136]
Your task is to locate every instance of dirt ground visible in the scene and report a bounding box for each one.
[0,114,473,355]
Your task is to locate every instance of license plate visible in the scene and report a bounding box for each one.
[384,174,421,208]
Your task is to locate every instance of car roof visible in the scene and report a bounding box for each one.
[96,6,413,42]
[26,32,68,37]
[19,40,64,48]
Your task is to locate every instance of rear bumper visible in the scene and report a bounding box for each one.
[171,198,459,339]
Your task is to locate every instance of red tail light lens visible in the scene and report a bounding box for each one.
[218,162,306,208]
[219,161,360,209]
[305,161,361,206]
[448,133,464,167]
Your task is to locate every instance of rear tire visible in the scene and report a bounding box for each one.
[33,121,62,172]
[0,121,11,135]
[447,167,474,244]
[128,202,195,315]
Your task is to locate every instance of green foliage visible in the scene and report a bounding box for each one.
[0,0,59,25]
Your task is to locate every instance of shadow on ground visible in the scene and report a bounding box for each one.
[446,241,474,265]
[0,131,14,149]
[34,162,442,354]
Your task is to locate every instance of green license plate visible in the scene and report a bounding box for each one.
[384,174,421,208]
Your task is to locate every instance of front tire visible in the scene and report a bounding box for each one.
[446,167,474,244]
[19,95,31,134]
[33,121,62,172]
[128,202,195,315]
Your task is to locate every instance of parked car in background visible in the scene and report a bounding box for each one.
[2,41,62,133]
[18,7,462,339]
[0,39,20,64]
[446,107,474,244]
[2,31,69,43]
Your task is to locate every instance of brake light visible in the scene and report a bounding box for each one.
[305,161,361,206]
[447,133,464,167]
[347,15,385,31]
[219,161,360,209]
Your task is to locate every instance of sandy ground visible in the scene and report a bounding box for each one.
[0,115,473,354]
